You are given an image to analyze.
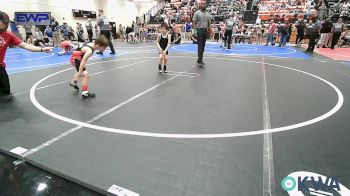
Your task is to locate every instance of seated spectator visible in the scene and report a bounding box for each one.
[34,27,44,47]
[171,30,182,44]
[26,35,34,45]
[339,27,350,47]
[125,26,133,42]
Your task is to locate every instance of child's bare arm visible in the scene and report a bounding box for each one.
[164,35,171,52]
[78,50,93,74]
[156,34,162,51]
[18,42,52,52]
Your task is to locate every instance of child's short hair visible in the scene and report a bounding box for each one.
[63,36,69,40]
[94,35,110,47]
[161,22,169,30]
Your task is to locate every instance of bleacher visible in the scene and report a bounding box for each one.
[325,0,350,22]
[149,0,250,24]
[257,0,317,21]
[209,0,248,22]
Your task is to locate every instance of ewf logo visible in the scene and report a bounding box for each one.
[15,12,51,25]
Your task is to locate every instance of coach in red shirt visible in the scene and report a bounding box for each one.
[0,11,52,101]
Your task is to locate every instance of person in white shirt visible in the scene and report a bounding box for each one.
[34,27,44,47]
[85,19,93,42]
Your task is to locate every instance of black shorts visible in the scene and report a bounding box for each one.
[159,48,168,55]
[74,59,86,72]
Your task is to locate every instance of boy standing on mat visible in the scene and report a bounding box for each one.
[0,11,52,101]
[156,22,171,73]
[69,35,109,99]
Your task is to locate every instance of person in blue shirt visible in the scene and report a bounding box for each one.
[44,26,53,46]
[10,20,22,40]
[185,21,192,40]
[60,23,70,40]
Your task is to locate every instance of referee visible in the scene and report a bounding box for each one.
[192,0,211,67]
[96,9,116,55]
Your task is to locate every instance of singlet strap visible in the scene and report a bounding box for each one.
[76,43,95,53]
[84,44,95,53]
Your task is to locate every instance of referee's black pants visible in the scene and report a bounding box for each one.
[196,28,208,64]
[224,30,233,49]
[307,33,319,52]
[100,30,115,53]
[0,66,10,95]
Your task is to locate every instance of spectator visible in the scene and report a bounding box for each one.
[331,18,345,49]
[295,20,305,46]
[34,27,44,47]
[85,19,94,42]
[134,22,140,42]
[339,27,350,47]
[76,22,84,43]
[265,20,276,46]
[44,26,53,46]
[24,25,32,41]
[26,35,34,45]
[51,17,60,47]
[278,21,290,47]
[171,29,182,44]
[224,14,235,49]
[10,20,22,40]
[317,18,333,48]
[125,26,132,42]
[68,26,75,40]
[318,2,327,20]
[286,20,292,43]
[60,23,69,39]
[119,24,124,40]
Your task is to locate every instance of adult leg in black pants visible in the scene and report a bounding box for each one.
[331,32,341,49]
[0,66,12,101]
[87,29,93,42]
[306,33,319,52]
[307,35,315,52]
[98,30,116,54]
[77,33,84,43]
[224,30,233,49]
[196,28,207,67]
[296,34,303,45]
[308,33,319,52]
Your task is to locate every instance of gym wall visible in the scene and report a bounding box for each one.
[3,0,157,35]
